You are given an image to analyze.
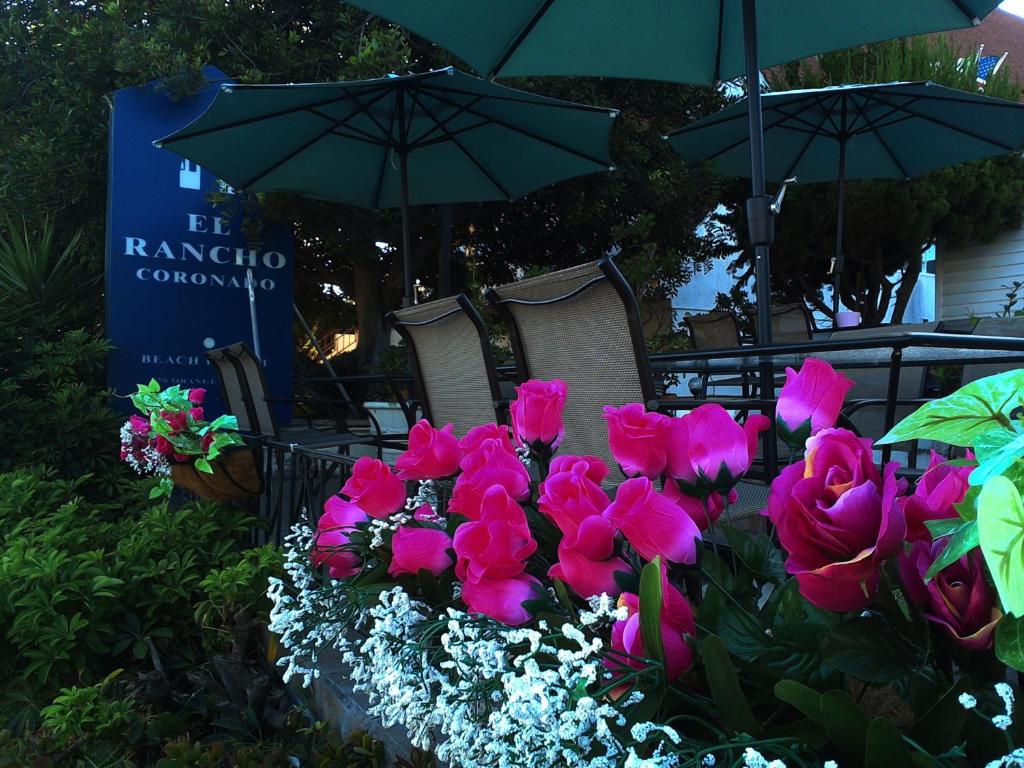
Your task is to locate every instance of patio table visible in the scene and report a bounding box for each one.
[649,332,1024,466]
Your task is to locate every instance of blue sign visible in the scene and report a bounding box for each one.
[106,67,294,422]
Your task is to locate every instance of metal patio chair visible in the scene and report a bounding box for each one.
[746,302,816,344]
[388,294,504,436]
[685,310,742,350]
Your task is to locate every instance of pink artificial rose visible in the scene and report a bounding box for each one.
[188,407,205,423]
[538,462,610,536]
[395,420,462,480]
[449,438,531,519]
[413,503,439,522]
[666,405,767,494]
[200,433,214,451]
[461,573,543,626]
[549,515,630,598]
[311,496,369,579]
[603,403,672,479]
[899,539,1001,650]
[129,414,150,435]
[153,435,175,457]
[900,451,973,542]
[188,388,207,405]
[663,481,736,532]
[766,428,906,612]
[608,573,695,682]
[549,455,609,485]
[388,526,454,578]
[341,456,407,519]
[459,423,516,454]
[776,358,854,449]
[454,485,537,582]
[162,410,188,434]
[510,379,568,450]
[603,477,701,565]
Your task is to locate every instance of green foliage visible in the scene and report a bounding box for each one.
[40,672,141,748]
[0,329,122,486]
[977,475,1024,617]
[717,35,1024,324]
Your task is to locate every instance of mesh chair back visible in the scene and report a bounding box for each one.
[748,303,814,343]
[486,258,654,476]
[836,322,938,441]
[205,343,278,439]
[685,311,741,350]
[962,317,1024,384]
[389,295,502,436]
[206,344,255,434]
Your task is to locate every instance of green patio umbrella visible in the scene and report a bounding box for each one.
[155,67,617,306]
[665,81,1024,323]
[347,0,1002,341]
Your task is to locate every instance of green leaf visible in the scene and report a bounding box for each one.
[208,414,239,432]
[970,428,1024,486]
[879,369,1024,446]
[924,517,966,538]
[924,520,979,582]
[822,616,928,683]
[638,557,665,675]
[818,690,868,764]
[148,485,164,500]
[723,526,787,583]
[977,475,1024,616]
[995,614,1024,672]
[701,634,762,736]
[774,679,823,723]
[865,716,913,768]
[194,457,213,474]
[908,679,971,753]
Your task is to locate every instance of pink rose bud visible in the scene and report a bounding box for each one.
[665,405,766,494]
[388,526,454,578]
[900,451,973,542]
[460,573,543,626]
[603,403,671,479]
[766,428,906,612]
[341,456,407,519]
[188,407,205,423]
[395,420,463,480]
[776,358,853,450]
[510,378,568,450]
[548,515,631,599]
[608,573,695,682]
[311,496,369,579]
[188,388,207,405]
[663,481,734,532]
[899,539,1001,650]
[603,477,701,565]
[162,410,188,434]
[153,435,175,457]
[548,455,609,485]
[454,485,537,582]
[129,414,150,435]
[538,461,611,536]
[459,423,516,454]
[449,438,531,519]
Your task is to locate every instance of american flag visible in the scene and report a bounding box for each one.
[978,55,1001,82]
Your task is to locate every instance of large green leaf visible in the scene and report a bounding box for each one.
[638,557,665,675]
[879,370,1024,446]
[970,428,1024,486]
[818,690,868,764]
[774,679,823,722]
[977,475,1024,616]
[865,716,913,768]
[723,526,787,583]
[822,615,928,683]
[995,614,1024,672]
[908,679,971,753]
[701,634,762,736]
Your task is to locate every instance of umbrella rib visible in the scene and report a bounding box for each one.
[407,91,512,199]
[490,0,557,78]
[305,106,389,145]
[865,91,1018,152]
[854,100,910,178]
[373,100,400,209]
[780,100,842,180]
[419,82,615,114]
[407,95,487,146]
[418,87,611,167]
[713,0,725,82]
[690,107,811,165]
[159,82,393,145]
[413,119,493,148]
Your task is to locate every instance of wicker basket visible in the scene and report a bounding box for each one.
[170,447,262,503]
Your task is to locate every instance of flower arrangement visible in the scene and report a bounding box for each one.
[120,380,245,498]
[269,362,1024,767]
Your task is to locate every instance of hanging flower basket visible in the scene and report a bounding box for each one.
[170,446,262,502]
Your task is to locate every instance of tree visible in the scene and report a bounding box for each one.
[713,36,1024,325]
[0,1,729,369]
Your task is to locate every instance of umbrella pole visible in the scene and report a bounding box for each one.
[741,0,778,476]
[832,137,847,327]
[439,204,453,298]
[400,150,414,307]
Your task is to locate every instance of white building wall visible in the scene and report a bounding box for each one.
[938,228,1024,319]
